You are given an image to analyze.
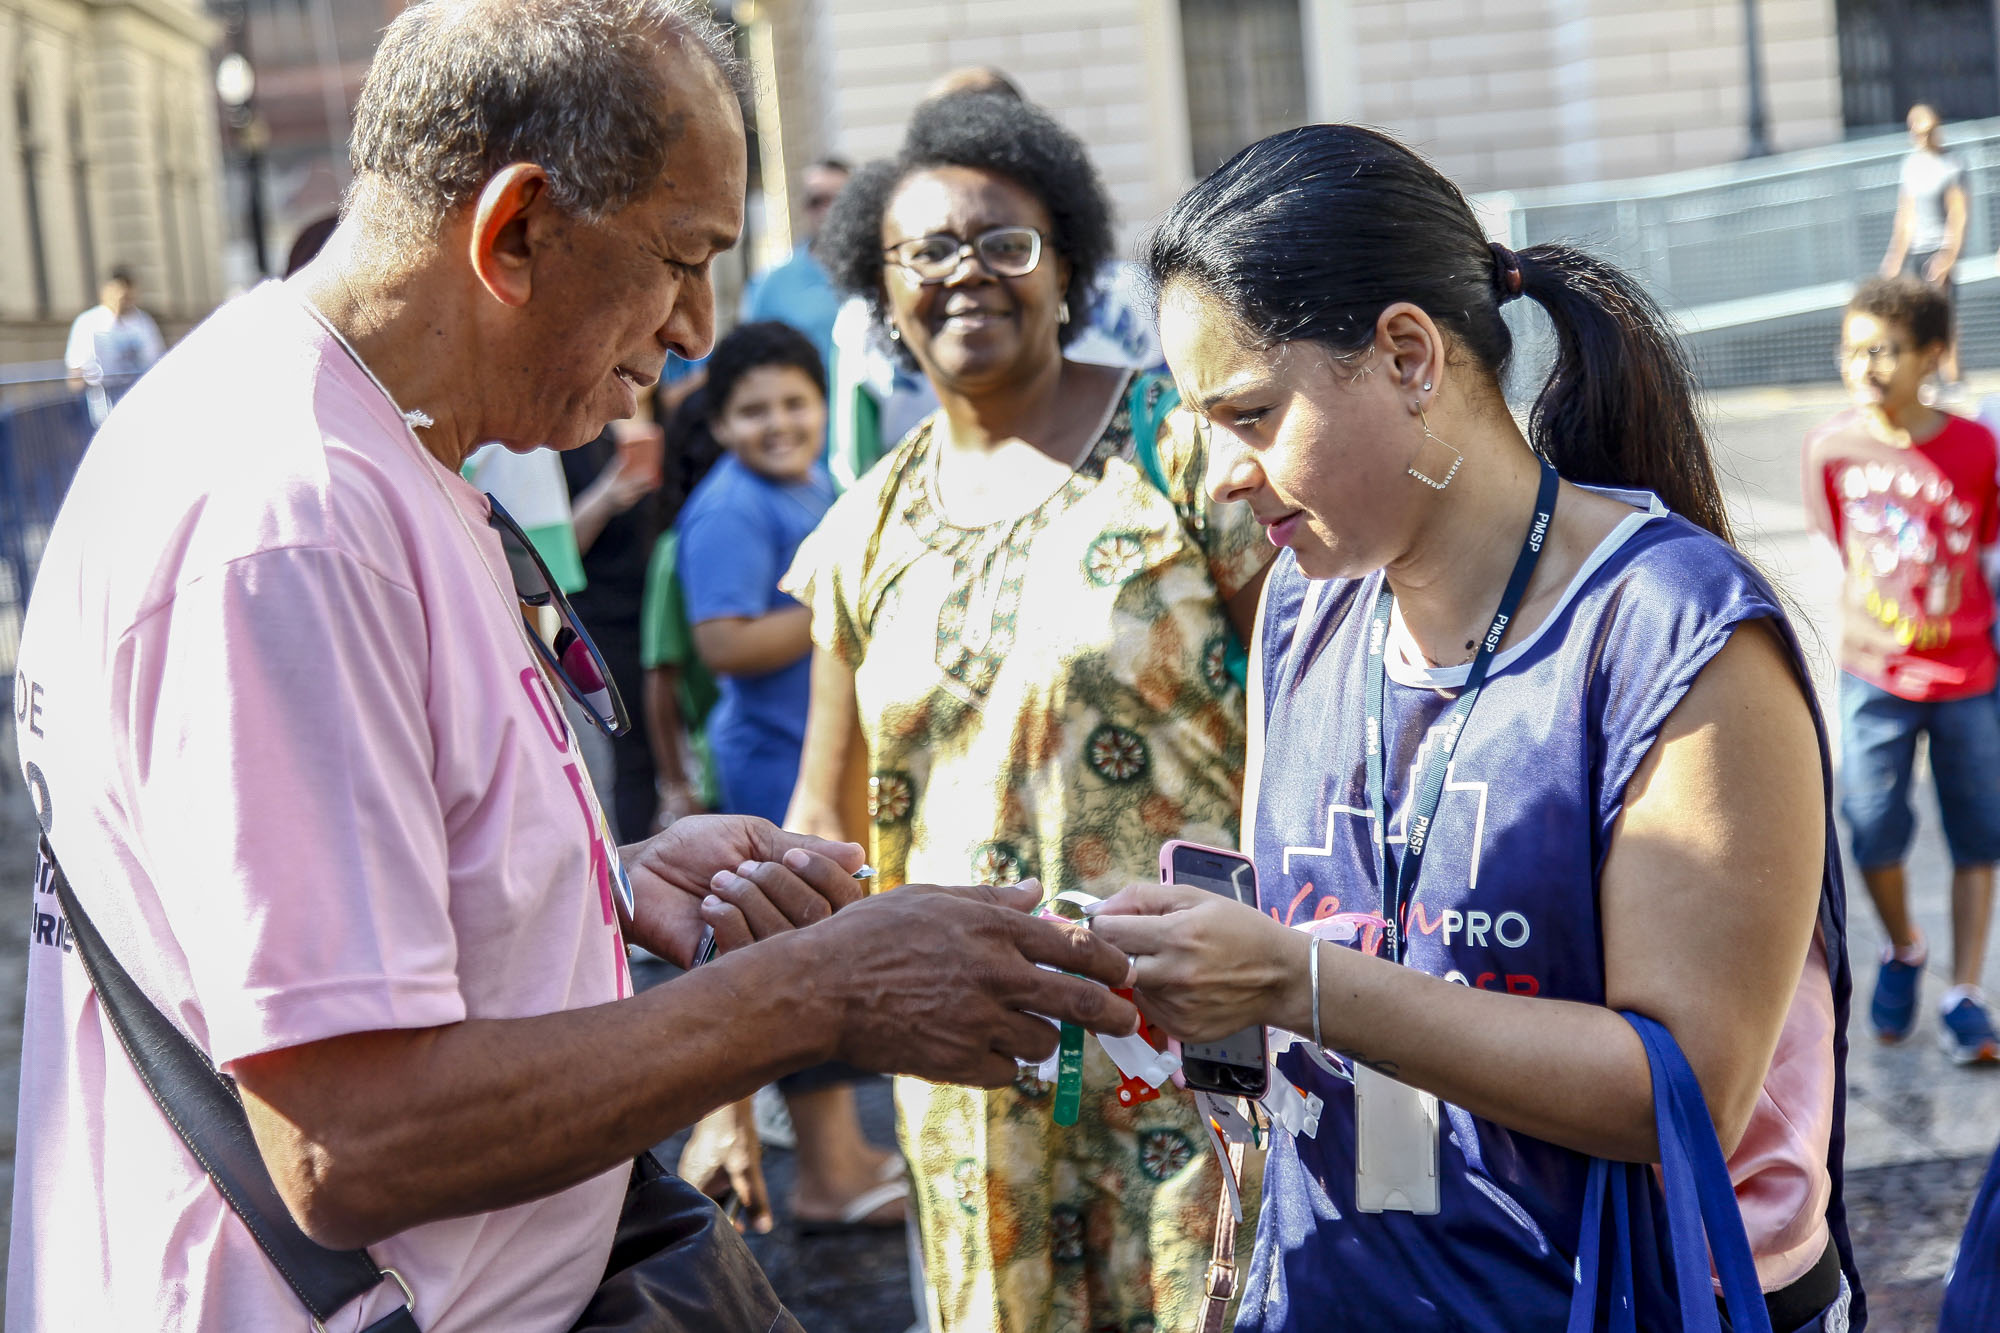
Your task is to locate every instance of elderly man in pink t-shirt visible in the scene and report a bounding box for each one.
[5,3,1138,1330]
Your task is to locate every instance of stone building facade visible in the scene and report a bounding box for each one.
[1,0,224,366]
[749,0,1856,253]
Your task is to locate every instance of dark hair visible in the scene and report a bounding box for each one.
[652,385,725,531]
[703,321,827,423]
[105,264,134,287]
[817,91,1114,367]
[1847,274,1952,350]
[1146,125,1731,541]
[284,215,340,277]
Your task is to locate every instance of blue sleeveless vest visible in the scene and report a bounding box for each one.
[1239,496,1859,1331]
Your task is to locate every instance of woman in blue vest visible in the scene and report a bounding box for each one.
[1090,126,1861,1331]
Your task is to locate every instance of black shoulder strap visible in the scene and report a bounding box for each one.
[41,836,419,1331]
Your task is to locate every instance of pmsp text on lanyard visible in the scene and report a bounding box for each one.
[1364,459,1557,963]
[1351,459,1557,1216]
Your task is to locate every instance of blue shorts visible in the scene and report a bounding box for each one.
[1839,672,2000,869]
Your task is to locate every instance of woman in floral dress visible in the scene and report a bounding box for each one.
[786,91,1272,1332]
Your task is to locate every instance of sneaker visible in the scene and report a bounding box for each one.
[1871,951,1925,1043]
[1939,993,2000,1066]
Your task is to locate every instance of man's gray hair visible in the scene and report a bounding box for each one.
[349,0,743,236]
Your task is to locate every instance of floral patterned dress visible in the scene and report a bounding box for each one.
[786,374,1272,1333]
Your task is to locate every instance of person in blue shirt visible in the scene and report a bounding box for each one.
[741,158,850,385]
[679,320,835,822]
[675,319,907,1235]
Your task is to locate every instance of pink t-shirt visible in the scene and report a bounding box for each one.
[8,282,632,1331]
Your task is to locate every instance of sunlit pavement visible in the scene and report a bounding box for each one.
[0,382,1997,1328]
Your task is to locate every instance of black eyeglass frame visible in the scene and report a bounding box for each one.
[881,225,1045,286]
[486,493,633,739]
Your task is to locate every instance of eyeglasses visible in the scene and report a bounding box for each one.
[487,494,631,738]
[1839,342,1906,370]
[881,226,1044,285]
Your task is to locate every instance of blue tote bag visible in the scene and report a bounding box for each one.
[1568,1013,1853,1333]
[1940,1144,2000,1331]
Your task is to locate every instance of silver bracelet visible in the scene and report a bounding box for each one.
[1310,935,1325,1050]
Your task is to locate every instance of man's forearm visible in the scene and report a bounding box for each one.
[236,930,834,1249]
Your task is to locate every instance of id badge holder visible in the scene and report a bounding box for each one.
[1353,1063,1440,1215]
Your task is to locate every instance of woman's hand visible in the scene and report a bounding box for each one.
[622,815,868,966]
[1088,882,1311,1042]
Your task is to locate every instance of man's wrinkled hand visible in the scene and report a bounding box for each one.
[806,881,1141,1089]
[622,814,866,966]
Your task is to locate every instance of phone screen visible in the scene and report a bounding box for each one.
[1171,845,1270,1097]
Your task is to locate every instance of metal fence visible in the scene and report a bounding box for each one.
[0,381,95,696]
[1482,116,2000,389]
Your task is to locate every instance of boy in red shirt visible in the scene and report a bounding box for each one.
[1807,275,2000,1063]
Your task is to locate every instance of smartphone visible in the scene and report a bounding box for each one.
[691,864,879,967]
[1160,840,1270,1099]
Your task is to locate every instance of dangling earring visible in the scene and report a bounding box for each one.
[1407,405,1463,490]
[1058,300,1071,326]
[887,324,902,343]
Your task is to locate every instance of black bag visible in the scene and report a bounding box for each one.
[43,836,801,1333]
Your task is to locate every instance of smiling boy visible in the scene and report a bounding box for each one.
[1805,275,2000,1063]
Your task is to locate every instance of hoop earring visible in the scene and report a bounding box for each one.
[1408,405,1463,491]
[1058,300,1071,325]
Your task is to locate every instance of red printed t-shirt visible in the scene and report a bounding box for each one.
[1805,408,2000,701]
[7,282,632,1332]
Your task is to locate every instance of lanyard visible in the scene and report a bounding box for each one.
[1364,461,1559,962]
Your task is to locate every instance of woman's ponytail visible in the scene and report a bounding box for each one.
[1514,244,1732,542]
[1146,125,1733,543]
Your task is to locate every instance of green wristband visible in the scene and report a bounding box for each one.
[1053,1020,1086,1126]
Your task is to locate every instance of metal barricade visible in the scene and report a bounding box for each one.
[0,386,94,696]
[1480,116,2000,389]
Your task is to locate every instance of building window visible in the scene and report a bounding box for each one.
[1836,0,1999,131]
[69,97,98,304]
[156,92,186,315]
[15,73,51,319]
[1179,0,1309,178]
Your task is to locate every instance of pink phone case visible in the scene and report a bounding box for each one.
[1158,839,1262,911]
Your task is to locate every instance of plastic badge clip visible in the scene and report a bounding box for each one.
[1260,1074,1324,1140]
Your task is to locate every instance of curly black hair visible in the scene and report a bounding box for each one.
[1847,274,1953,350]
[817,91,1115,365]
[703,320,827,423]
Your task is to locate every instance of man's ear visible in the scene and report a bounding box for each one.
[468,163,554,308]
